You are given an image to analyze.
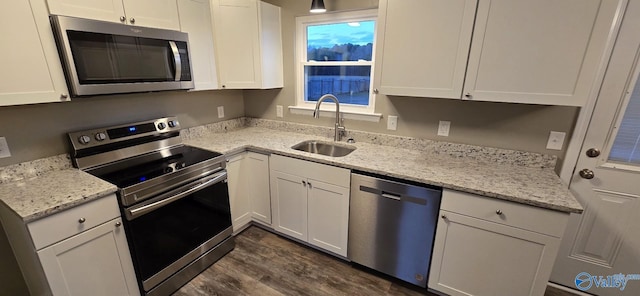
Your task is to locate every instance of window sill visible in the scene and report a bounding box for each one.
[288,106,382,123]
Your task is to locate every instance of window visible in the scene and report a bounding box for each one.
[609,75,640,165]
[295,10,378,115]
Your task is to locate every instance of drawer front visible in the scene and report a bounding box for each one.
[270,154,350,187]
[441,189,568,237]
[28,194,121,250]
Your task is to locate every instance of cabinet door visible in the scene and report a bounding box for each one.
[464,0,623,106]
[211,0,262,89]
[122,0,180,30]
[1,0,69,106]
[37,218,139,296]
[307,179,349,257]
[270,171,307,241]
[177,0,220,91]
[226,153,252,232]
[46,0,126,24]
[428,211,560,296]
[374,0,477,99]
[246,152,271,225]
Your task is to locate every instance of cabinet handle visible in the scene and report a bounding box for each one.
[464,92,472,100]
[496,210,503,215]
[130,17,136,24]
[115,221,122,227]
[308,182,312,189]
[302,180,307,187]
[78,217,86,224]
[120,16,126,22]
[222,85,226,88]
[60,93,68,100]
[373,88,379,94]
[441,215,447,220]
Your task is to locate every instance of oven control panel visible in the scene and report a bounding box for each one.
[68,117,180,150]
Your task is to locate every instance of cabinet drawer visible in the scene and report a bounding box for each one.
[28,194,121,250]
[270,154,350,187]
[441,189,568,237]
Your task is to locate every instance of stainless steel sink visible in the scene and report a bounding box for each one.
[291,140,356,157]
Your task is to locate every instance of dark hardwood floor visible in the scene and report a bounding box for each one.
[174,226,578,296]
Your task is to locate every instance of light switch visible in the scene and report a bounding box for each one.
[0,137,11,158]
[217,106,225,118]
[387,115,398,130]
[276,105,283,118]
[438,121,451,136]
[546,131,566,150]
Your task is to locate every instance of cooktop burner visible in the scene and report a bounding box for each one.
[88,145,222,188]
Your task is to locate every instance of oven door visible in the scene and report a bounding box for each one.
[123,170,232,292]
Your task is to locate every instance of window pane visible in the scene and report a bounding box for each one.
[609,77,640,165]
[307,21,375,62]
[305,65,371,105]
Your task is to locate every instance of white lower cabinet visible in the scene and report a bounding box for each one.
[0,194,139,296]
[428,189,569,296]
[270,155,350,257]
[227,151,271,232]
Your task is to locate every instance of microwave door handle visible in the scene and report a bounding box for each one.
[169,41,181,81]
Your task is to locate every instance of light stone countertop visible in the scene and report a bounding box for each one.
[185,126,583,214]
[0,169,117,222]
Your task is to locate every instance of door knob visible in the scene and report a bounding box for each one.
[586,148,601,158]
[579,169,595,179]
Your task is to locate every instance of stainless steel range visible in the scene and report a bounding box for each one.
[68,117,234,296]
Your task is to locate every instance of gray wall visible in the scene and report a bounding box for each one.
[0,90,244,167]
[0,223,28,295]
[244,0,580,170]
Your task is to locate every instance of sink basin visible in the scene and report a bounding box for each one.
[291,140,356,157]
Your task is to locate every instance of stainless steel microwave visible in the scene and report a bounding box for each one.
[51,15,194,97]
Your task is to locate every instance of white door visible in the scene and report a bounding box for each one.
[551,1,640,294]
[270,171,308,241]
[307,179,349,257]
[37,218,139,296]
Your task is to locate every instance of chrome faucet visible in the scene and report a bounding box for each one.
[313,94,345,141]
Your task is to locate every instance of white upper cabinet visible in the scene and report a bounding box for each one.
[47,0,180,30]
[211,0,283,89]
[374,0,477,99]
[177,0,220,90]
[375,0,623,106]
[464,0,623,106]
[1,0,69,106]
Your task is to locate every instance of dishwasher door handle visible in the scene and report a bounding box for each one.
[359,185,427,205]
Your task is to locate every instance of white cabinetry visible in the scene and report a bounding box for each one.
[210,0,283,89]
[374,0,623,106]
[270,155,350,257]
[374,0,477,99]
[47,0,180,30]
[428,189,569,296]
[1,0,69,106]
[227,152,271,233]
[177,0,219,91]
[0,194,139,296]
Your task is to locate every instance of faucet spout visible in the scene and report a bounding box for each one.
[313,94,345,141]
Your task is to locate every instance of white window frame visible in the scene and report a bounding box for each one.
[292,9,381,122]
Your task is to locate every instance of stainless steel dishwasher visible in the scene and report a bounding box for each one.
[348,172,442,288]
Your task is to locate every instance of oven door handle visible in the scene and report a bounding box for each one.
[169,41,181,81]
[126,171,227,220]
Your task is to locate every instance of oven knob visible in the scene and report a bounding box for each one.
[176,162,185,169]
[95,132,107,141]
[157,122,167,130]
[168,120,178,128]
[78,135,91,145]
[165,167,173,173]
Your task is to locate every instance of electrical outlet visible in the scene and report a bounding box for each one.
[546,131,566,150]
[217,106,225,118]
[0,137,11,158]
[438,121,451,136]
[387,115,398,130]
[276,105,283,118]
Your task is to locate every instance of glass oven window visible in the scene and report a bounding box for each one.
[67,31,175,84]
[125,180,231,281]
